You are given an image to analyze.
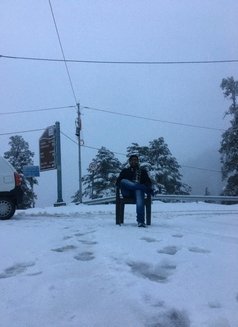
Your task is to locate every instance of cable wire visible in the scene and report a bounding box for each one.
[83,106,225,132]
[0,128,45,136]
[1,54,238,65]
[0,102,225,132]
[0,102,226,132]
[48,0,78,104]
[0,105,75,116]
[60,131,222,173]
[0,127,222,174]
[181,164,221,173]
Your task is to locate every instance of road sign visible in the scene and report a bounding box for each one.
[39,125,56,171]
[23,165,40,177]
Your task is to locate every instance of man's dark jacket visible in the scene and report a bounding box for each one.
[116,166,152,187]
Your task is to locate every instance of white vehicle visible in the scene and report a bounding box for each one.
[0,156,24,220]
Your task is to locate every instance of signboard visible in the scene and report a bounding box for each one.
[39,125,56,171]
[23,165,40,178]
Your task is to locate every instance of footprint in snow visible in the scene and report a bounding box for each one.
[188,246,210,254]
[63,236,73,240]
[143,294,165,308]
[51,245,77,252]
[208,301,221,309]
[158,246,180,255]
[0,262,35,279]
[140,237,159,243]
[77,239,98,245]
[74,232,86,237]
[127,260,176,283]
[74,251,95,261]
[146,308,190,327]
[172,234,183,238]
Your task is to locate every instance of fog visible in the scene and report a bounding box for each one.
[0,1,237,206]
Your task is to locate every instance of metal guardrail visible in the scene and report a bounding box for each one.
[153,194,238,202]
[83,196,116,205]
[82,194,238,205]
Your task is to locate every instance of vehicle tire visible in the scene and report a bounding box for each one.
[0,198,16,220]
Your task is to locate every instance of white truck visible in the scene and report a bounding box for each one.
[0,156,24,220]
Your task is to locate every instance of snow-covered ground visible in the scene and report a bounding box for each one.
[0,201,238,327]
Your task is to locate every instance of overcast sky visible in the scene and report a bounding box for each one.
[1,0,238,206]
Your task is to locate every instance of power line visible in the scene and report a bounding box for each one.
[48,0,82,201]
[0,102,226,132]
[181,164,221,173]
[60,131,77,145]
[82,145,126,157]
[48,0,78,104]
[60,131,126,156]
[0,128,45,136]
[83,106,225,132]
[0,105,75,116]
[0,101,224,132]
[0,127,222,174]
[60,130,222,174]
[1,54,238,65]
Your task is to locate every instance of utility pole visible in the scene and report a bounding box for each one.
[76,103,82,203]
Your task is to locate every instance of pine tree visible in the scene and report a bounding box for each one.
[127,138,191,195]
[71,190,81,203]
[79,147,122,200]
[126,143,150,165]
[4,135,37,208]
[219,76,238,195]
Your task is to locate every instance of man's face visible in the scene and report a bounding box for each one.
[129,156,139,168]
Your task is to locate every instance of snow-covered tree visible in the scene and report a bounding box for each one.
[80,147,122,199]
[76,138,190,201]
[127,138,191,195]
[71,190,81,204]
[219,76,238,195]
[4,135,37,208]
[126,143,150,165]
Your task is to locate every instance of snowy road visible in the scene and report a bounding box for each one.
[0,202,238,327]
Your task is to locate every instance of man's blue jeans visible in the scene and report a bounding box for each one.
[119,179,147,223]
